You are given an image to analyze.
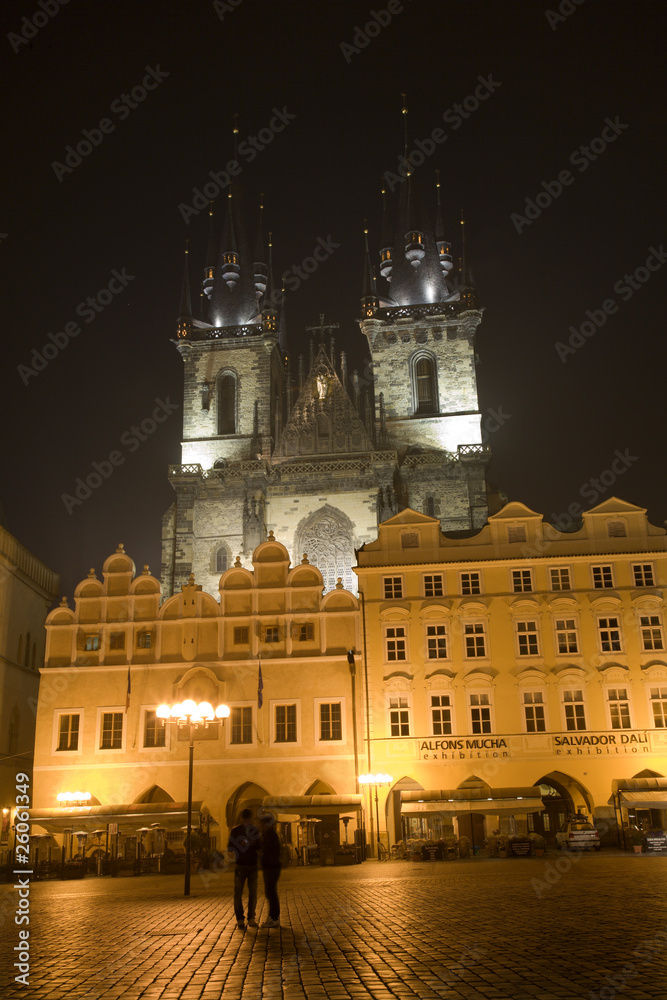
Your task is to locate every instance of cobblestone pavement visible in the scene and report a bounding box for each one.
[2,853,667,1000]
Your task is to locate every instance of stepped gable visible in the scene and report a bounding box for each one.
[275,345,373,459]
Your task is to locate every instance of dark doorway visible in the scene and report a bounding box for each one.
[457,814,485,851]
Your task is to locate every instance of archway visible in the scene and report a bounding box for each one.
[389,775,424,844]
[532,771,592,846]
[134,785,175,804]
[226,782,270,828]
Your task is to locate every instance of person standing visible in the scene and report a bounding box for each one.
[227,808,259,930]
[259,813,282,928]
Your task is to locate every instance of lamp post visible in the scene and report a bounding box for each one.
[359,773,393,858]
[156,699,230,896]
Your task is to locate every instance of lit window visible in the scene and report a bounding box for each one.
[423,574,444,598]
[426,624,447,659]
[563,689,586,731]
[389,696,410,737]
[464,622,486,658]
[386,627,407,661]
[598,616,622,652]
[143,710,166,748]
[460,572,481,596]
[230,706,253,744]
[640,615,664,651]
[319,702,342,741]
[550,567,571,591]
[57,714,79,752]
[555,618,579,654]
[516,620,539,656]
[512,569,533,593]
[650,688,667,728]
[384,576,403,599]
[607,688,631,729]
[469,693,491,734]
[592,565,614,589]
[100,712,123,750]
[633,564,654,587]
[523,692,545,733]
[431,694,452,735]
[275,704,297,743]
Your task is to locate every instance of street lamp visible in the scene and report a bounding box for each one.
[359,773,393,859]
[156,699,230,896]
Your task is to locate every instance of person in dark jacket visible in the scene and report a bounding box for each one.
[258,813,281,927]
[227,808,259,930]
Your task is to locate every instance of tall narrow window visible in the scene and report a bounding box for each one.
[319,702,342,741]
[218,373,236,434]
[414,356,437,414]
[431,694,452,735]
[275,704,297,743]
[230,706,253,744]
[216,547,228,573]
[607,689,631,729]
[100,712,123,749]
[523,692,546,733]
[58,714,80,752]
[144,710,166,748]
[563,690,586,731]
[470,693,492,734]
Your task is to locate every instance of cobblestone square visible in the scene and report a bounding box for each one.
[2,854,667,1000]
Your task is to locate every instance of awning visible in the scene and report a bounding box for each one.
[618,791,667,809]
[400,787,544,817]
[262,794,362,818]
[27,801,208,834]
[610,778,667,810]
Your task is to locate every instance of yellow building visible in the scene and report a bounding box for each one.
[30,536,361,862]
[355,498,667,851]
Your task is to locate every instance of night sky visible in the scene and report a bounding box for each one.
[1,0,665,599]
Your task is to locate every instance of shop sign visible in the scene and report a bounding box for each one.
[645,833,667,852]
[554,731,650,756]
[420,737,509,761]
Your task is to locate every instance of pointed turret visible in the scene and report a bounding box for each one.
[176,241,193,339]
[459,209,477,310]
[208,182,260,328]
[379,185,394,282]
[253,195,268,300]
[435,171,453,276]
[262,233,278,336]
[202,201,216,301]
[360,224,379,319]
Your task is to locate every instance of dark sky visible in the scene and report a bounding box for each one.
[1,0,665,599]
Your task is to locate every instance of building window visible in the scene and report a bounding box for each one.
[598,616,622,653]
[640,615,664,651]
[319,702,342,741]
[633,564,654,587]
[523,692,546,733]
[383,576,403,599]
[234,627,249,644]
[275,704,297,743]
[592,565,614,589]
[100,712,123,750]
[385,626,407,661]
[216,547,228,573]
[423,574,444,598]
[650,688,667,728]
[389,696,410,736]
[431,694,452,735]
[413,355,437,415]
[144,710,166,748]
[298,622,315,642]
[426,624,448,659]
[470,693,491,734]
[508,525,526,543]
[516,620,539,656]
[401,532,419,548]
[563,690,586,731]
[109,633,125,650]
[230,706,253,744]
[263,626,279,643]
[136,631,152,649]
[550,567,571,591]
[85,634,100,651]
[57,714,80,752]
[555,618,579,654]
[424,496,440,518]
[512,569,533,593]
[607,688,631,729]
[607,520,626,538]
[217,372,237,434]
[464,622,487,658]
[460,572,481,596]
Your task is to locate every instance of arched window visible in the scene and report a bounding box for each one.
[413,355,438,415]
[217,372,237,435]
[216,546,228,574]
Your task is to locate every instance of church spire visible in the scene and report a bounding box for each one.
[202,201,216,302]
[176,240,193,339]
[262,232,278,336]
[360,223,379,319]
[253,194,268,300]
[435,171,453,277]
[459,208,477,309]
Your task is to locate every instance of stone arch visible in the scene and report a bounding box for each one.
[532,770,593,845]
[389,774,424,844]
[217,369,238,435]
[294,504,356,594]
[304,778,336,795]
[134,785,175,804]
[410,350,439,415]
[226,781,271,827]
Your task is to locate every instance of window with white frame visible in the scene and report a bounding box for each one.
[469,692,492,734]
[100,712,123,750]
[598,616,622,652]
[607,520,627,538]
[464,622,487,658]
[274,703,297,743]
[650,687,667,728]
[385,626,407,661]
[592,565,614,589]
[230,706,253,744]
[512,569,533,593]
[318,702,343,741]
[550,567,571,591]
[57,713,80,752]
[554,618,579,654]
[633,563,655,588]
[423,574,444,598]
[383,576,403,599]
[522,692,546,733]
[430,694,452,735]
[426,624,448,659]
[143,710,166,748]
[388,695,410,737]
[460,571,481,596]
[516,620,540,656]
[563,689,586,731]
[639,615,664,651]
[508,525,526,543]
[607,688,631,729]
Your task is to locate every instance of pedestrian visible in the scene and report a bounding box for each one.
[258,813,281,928]
[227,808,259,930]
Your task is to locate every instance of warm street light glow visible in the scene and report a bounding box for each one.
[359,773,393,785]
[57,791,92,803]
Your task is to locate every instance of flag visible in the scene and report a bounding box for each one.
[125,665,131,713]
[257,659,263,709]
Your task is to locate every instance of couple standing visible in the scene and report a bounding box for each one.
[228,809,281,930]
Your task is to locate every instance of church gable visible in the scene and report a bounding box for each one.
[275,348,373,458]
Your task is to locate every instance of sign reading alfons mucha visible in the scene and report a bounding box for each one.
[390,729,660,761]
